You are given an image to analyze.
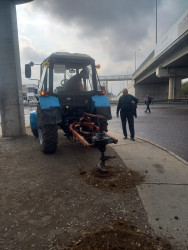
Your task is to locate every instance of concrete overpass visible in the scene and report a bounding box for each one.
[133,9,188,100]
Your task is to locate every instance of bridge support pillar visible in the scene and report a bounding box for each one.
[168,76,181,99]
[0,1,25,136]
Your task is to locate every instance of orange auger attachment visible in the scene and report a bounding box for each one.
[69,121,98,149]
[69,113,118,148]
[84,112,105,120]
[103,131,118,144]
[69,113,118,173]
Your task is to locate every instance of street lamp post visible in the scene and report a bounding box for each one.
[135,49,141,71]
[156,0,158,44]
[126,66,132,86]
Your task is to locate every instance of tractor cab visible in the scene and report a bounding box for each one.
[39,52,100,94]
[26,52,117,173]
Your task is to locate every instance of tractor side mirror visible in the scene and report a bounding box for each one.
[25,64,31,78]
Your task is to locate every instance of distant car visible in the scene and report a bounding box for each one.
[23,100,28,104]
[28,100,36,104]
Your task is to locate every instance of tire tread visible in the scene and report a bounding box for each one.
[41,125,58,153]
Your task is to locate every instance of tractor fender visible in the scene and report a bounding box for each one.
[91,95,112,120]
[30,111,37,130]
[37,96,62,126]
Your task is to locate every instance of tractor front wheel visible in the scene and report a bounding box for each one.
[31,128,38,137]
[38,124,58,153]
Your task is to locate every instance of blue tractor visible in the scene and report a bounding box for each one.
[25,52,117,169]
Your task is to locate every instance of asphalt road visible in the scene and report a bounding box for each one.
[109,104,188,162]
[1,104,188,162]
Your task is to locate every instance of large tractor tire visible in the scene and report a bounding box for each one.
[96,118,108,133]
[100,119,108,132]
[31,128,38,137]
[38,124,58,153]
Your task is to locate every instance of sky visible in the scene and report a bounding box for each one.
[16,0,188,95]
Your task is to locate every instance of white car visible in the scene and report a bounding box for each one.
[28,100,36,104]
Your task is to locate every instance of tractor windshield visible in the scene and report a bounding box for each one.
[52,63,101,94]
[38,55,102,95]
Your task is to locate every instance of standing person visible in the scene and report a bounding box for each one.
[144,94,152,113]
[116,88,138,141]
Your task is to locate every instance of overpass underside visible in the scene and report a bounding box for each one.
[135,74,184,101]
[133,27,188,101]
[135,66,186,101]
[134,71,183,100]
[135,81,169,100]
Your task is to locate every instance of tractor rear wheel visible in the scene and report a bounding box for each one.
[38,124,58,153]
[99,119,108,132]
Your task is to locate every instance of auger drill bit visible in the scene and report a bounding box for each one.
[98,145,116,174]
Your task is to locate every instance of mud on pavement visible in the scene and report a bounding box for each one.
[0,129,172,249]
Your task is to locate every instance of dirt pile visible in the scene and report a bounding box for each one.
[82,165,144,192]
[69,220,172,250]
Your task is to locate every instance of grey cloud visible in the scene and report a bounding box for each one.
[31,0,155,37]
[27,0,188,63]
[19,37,47,64]
[28,0,155,62]
[157,0,188,38]
[19,37,48,83]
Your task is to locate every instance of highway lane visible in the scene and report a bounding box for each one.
[1,104,188,162]
[109,104,188,162]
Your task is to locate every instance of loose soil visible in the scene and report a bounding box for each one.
[0,129,172,249]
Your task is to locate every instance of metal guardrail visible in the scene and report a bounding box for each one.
[133,50,155,76]
[109,99,188,105]
[23,103,37,106]
[155,99,188,104]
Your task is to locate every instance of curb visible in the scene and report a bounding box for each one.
[110,130,188,166]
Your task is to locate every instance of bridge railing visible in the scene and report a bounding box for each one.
[99,74,132,81]
[133,50,155,76]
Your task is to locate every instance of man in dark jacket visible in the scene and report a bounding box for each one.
[144,94,152,113]
[116,88,138,141]
[64,68,87,92]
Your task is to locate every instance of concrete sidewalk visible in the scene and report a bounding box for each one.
[109,130,188,249]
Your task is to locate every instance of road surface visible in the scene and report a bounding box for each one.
[109,104,188,162]
[0,104,188,161]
